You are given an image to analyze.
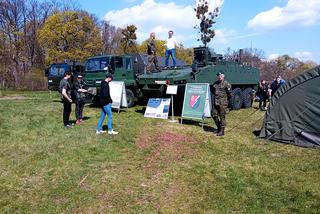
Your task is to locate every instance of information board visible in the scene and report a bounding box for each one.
[109,81,128,110]
[166,85,178,95]
[144,98,171,119]
[181,83,211,120]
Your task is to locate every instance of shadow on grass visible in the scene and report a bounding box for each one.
[180,118,218,133]
[252,129,261,137]
[135,107,146,115]
[52,99,62,103]
[82,116,91,121]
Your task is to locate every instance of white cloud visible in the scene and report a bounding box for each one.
[294,51,314,61]
[248,0,320,29]
[269,53,280,60]
[214,29,236,44]
[104,0,224,45]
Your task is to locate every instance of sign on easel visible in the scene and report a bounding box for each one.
[181,83,211,121]
[109,81,128,111]
[166,85,178,122]
[144,98,171,119]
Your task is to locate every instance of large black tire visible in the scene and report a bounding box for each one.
[242,88,253,108]
[126,89,135,107]
[230,88,243,110]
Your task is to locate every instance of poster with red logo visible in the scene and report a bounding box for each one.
[181,83,211,120]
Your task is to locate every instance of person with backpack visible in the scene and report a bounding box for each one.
[59,71,73,128]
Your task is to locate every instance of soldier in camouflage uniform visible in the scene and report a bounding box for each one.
[211,72,231,136]
[146,32,160,73]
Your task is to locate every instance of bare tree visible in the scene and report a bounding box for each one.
[0,0,28,86]
[194,0,219,47]
[101,21,122,54]
[120,25,137,54]
[0,0,58,88]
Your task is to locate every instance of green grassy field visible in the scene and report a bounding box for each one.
[0,91,319,213]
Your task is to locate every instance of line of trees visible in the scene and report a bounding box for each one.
[0,0,193,89]
[0,0,81,89]
[224,48,317,81]
[0,0,317,90]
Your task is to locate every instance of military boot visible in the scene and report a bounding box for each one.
[213,117,221,134]
[213,125,221,134]
[216,128,225,136]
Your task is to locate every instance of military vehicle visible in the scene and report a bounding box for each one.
[137,47,260,110]
[84,47,260,110]
[84,54,187,107]
[45,61,85,91]
[84,54,146,107]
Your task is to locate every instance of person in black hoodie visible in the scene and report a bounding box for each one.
[96,74,119,135]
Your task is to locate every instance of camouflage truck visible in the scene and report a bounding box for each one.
[45,61,85,91]
[83,53,186,106]
[84,54,146,107]
[136,47,260,110]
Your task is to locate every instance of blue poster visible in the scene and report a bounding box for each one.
[144,98,171,119]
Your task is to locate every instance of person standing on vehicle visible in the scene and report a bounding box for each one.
[74,75,87,125]
[257,79,269,110]
[164,30,178,68]
[146,32,160,73]
[211,72,231,136]
[59,71,73,128]
[96,74,119,135]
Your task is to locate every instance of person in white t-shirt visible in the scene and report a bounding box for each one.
[164,30,178,68]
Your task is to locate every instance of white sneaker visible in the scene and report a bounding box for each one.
[108,130,119,135]
[96,130,107,134]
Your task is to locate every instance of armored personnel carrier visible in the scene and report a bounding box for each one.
[84,47,260,110]
[137,47,260,110]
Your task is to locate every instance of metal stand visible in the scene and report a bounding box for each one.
[169,94,178,123]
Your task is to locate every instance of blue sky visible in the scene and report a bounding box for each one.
[78,0,320,63]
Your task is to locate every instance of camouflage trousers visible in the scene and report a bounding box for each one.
[146,54,160,73]
[212,104,227,130]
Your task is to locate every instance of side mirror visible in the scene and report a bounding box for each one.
[108,65,114,74]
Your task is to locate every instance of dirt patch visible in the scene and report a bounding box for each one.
[136,131,196,150]
[136,131,198,175]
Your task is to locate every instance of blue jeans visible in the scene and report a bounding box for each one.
[165,48,176,67]
[96,103,113,131]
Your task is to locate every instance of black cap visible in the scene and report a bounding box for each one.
[106,73,113,80]
[216,72,223,76]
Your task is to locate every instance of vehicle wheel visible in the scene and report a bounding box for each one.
[242,88,253,108]
[230,88,243,110]
[126,89,136,107]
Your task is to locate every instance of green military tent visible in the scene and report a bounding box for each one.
[259,65,320,148]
